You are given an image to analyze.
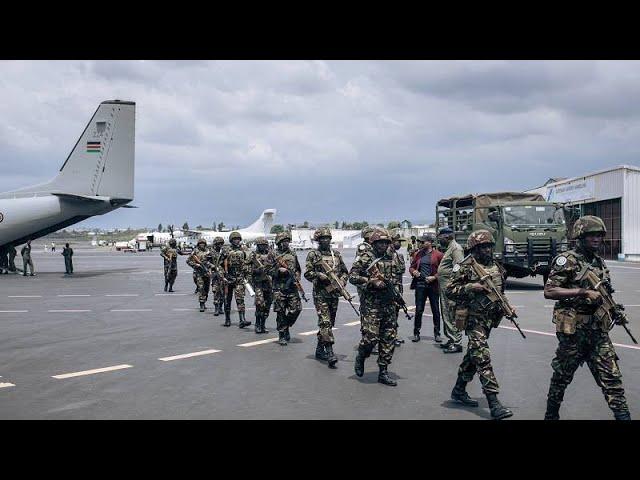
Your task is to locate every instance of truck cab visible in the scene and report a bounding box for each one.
[436,192,569,283]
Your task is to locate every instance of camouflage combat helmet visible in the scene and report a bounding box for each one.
[391,232,401,242]
[229,231,242,241]
[572,215,606,239]
[361,226,374,241]
[254,236,269,245]
[213,236,224,244]
[313,227,332,241]
[370,228,392,243]
[168,239,177,247]
[275,231,292,244]
[197,238,207,246]
[466,230,495,250]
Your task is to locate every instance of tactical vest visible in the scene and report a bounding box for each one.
[250,251,273,283]
[225,247,246,278]
[273,249,299,292]
[466,262,504,319]
[364,254,397,303]
[162,247,178,270]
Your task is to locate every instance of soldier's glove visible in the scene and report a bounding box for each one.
[316,272,329,282]
[369,279,385,289]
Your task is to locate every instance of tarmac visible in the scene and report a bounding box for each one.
[0,245,639,419]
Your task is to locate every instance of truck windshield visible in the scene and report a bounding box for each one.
[503,205,565,226]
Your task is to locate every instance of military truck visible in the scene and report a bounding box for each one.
[436,192,569,283]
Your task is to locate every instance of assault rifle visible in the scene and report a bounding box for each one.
[366,261,413,321]
[578,266,637,344]
[275,254,308,302]
[222,254,255,297]
[460,255,526,339]
[317,259,360,316]
[189,252,213,276]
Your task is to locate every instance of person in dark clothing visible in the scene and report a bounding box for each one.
[62,243,74,274]
[409,235,444,343]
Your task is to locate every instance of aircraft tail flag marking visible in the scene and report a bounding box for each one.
[86,141,101,153]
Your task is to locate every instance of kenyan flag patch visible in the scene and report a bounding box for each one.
[86,141,101,153]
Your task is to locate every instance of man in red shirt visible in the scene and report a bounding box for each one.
[409,235,444,343]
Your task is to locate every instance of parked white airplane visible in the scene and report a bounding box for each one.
[0,100,136,250]
[184,209,277,244]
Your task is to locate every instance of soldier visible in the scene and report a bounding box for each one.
[437,227,465,354]
[543,216,631,420]
[304,227,349,368]
[160,239,182,292]
[221,231,251,328]
[21,240,35,276]
[350,229,402,386]
[356,227,377,352]
[8,245,17,273]
[186,239,213,312]
[62,243,74,275]
[247,236,274,334]
[390,233,406,346]
[271,231,303,346]
[446,230,514,420]
[209,237,226,317]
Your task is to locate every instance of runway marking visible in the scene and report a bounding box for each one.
[57,294,91,297]
[105,294,139,297]
[0,310,29,313]
[237,338,279,347]
[0,382,15,389]
[172,308,194,312]
[110,309,153,312]
[8,295,41,298]
[498,326,640,351]
[48,309,91,313]
[159,349,221,362]
[609,265,640,270]
[155,293,188,296]
[344,321,360,326]
[52,364,133,379]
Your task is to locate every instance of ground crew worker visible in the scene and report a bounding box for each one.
[271,231,303,346]
[21,240,35,276]
[186,239,212,312]
[543,215,631,421]
[350,229,402,386]
[247,236,274,334]
[390,233,406,346]
[446,230,514,420]
[221,231,251,328]
[437,227,465,353]
[304,227,349,368]
[62,243,74,275]
[8,246,17,273]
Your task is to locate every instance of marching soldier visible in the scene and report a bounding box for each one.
[390,233,406,346]
[221,231,251,328]
[160,239,183,292]
[271,231,303,346]
[356,227,378,353]
[350,229,402,386]
[186,239,213,312]
[304,227,349,368]
[437,227,465,353]
[543,216,631,420]
[446,230,513,420]
[209,237,226,317]
[247,237,274,334]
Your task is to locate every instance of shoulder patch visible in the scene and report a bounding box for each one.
[555,256,567,267]
[452,264,461,272]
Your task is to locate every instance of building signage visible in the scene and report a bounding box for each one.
[546,178,595,203]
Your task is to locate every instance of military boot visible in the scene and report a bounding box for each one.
[377,365,397,386]
[544,400,560,420]
[164,281,168,292]
[284,328,291,342]
[223,310,231,327]
[315,340,328,361]
[614,410,632,421]
[451,377,479,407]
[213,303,220,316]
[254,314,261,334]
[278,330,288,346]
[354,346,367,377]
[199,302,206,313]
[168,282,174,293]
[486,393,513,420]
[261,315,269,334]
[325,344,338,369]
[412,330,420,342]
[238,311,251,329]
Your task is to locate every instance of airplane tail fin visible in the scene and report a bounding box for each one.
[42,100,135,202]
[244,209,276,234]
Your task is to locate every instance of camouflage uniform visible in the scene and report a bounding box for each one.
[438,238,465,347]
[544,216,630,420]
[389,234,407,346]
[349,231,401,370]
[160,244,179,290]
[247,237,275,333]
[186,241,212,309]
[221,235,249,315]
[304,234,349,346]
[209,238,226,315]
[270,232,303,343]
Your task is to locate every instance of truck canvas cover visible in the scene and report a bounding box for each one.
[438,192,546,209]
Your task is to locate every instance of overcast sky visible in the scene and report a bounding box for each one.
[2,60,640,229]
